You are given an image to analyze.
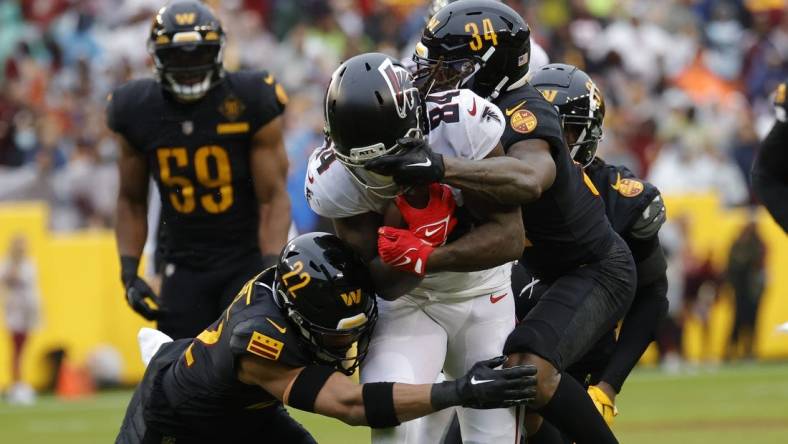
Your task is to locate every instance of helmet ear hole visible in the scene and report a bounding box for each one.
[374,91,384,105]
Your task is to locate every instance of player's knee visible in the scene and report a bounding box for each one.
[506,352,559,408]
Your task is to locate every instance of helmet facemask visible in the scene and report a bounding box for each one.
[331,125,424,199]
[563,116,603,167]
[149,33,224,102]
[274,280,378,375]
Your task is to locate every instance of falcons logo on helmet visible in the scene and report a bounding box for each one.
[378,58,418,119]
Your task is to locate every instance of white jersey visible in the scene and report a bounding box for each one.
[306,89,511,299]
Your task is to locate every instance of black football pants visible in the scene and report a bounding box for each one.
[156,253,266,339]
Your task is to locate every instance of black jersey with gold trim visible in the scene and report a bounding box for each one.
[494,83,616,277]
[141,268,312,438]
[585,157,666,286]
[107,71,287,269]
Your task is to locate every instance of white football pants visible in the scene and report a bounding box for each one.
[360,286,519,444]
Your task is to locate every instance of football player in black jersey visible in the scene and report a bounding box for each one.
[108,0,291,338]
[115,233,537,444]
[365,2,635,443]
[752,80,788,232]
[509,64,668,434]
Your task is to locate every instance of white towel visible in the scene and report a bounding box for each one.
[137,327,174,367]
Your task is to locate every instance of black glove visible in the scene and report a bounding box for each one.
[431,356,537,410]
[364,137,445,186]
[774,81,787,122]
[120,256,161,321]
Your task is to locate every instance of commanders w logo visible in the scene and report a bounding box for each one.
[175,12,196,25]
[340,289,362,306]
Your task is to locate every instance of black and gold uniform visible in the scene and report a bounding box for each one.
[116,268,314,443]
[493,82,636,371]
[108,71,286,338]
[513,157,669,391]
[108,72,285,270]
[117,232,379,444]
[110,0,290,338]
[510,63,671,401]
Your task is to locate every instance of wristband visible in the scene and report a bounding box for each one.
[430,380,461,411]
[362,382,400,428]
[120,255,140,284]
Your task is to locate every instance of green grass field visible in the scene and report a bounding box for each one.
[1,362,786,443]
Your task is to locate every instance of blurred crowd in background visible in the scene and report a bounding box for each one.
[0,0,785,370]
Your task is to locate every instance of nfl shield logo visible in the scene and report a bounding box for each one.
[182,121,193,135]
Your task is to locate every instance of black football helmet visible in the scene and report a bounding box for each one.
[275,232,378,375]
[529,64,606,167]
[148,0,225,101]
[415,0,530,99]
[325,52,424,198]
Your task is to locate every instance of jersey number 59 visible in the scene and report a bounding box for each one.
[157,145,233,214]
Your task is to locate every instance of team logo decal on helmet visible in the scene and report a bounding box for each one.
[379,58,419,119]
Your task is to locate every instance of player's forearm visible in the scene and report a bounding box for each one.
[370,258,422,300]
[258,192,291,256]
[115,197,148,258]
[442,156,543,205]
[330,383,436,426]
[428,216,524,273]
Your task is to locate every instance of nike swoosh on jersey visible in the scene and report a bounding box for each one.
[266,318,287,334]
[490,293,507,304]
[505,101,527,116]
[468,97,477,116]
[610,172,622,191]
[407,158,432,168]
[264,74,275,85]
[470,376,494,385]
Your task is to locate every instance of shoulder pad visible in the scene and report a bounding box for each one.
[629,194,667,240]
[227,70,287,129]
[498,85,564,153]
[105,79,158,135]
[426,89,504,161]
[230,312,309,368]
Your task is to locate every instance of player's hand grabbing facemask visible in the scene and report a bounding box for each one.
[432,356,538,410]
[774,81,787,123]
[377,227,434,276]
[364,137,445,186]
[395,183,458,247]
[121,256,162,321]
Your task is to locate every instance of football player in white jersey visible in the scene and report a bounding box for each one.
[305,53,529,444]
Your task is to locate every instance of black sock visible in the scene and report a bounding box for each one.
[528,420,567,444]
[602,277,669,392]
[538,374,618,444]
